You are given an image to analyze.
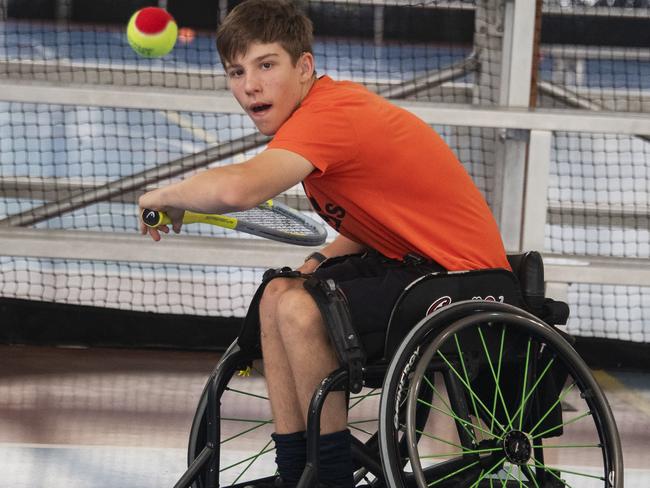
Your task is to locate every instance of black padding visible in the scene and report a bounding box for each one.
[303,277,366,393]
[507,252,545,315]
[383,268,525,359]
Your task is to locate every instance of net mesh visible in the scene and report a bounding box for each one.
[1,2,649,338]
[1,1,649,487]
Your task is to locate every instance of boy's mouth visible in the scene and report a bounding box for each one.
[250,103,272,115]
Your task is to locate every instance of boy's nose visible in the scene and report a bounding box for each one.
[244,74,261,94]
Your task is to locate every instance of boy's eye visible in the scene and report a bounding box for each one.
[228,69,243,78]
[261,62,272,69]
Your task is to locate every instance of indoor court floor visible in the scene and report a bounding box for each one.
[1,344,648,488]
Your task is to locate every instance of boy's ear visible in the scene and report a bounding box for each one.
[299,52,315,80]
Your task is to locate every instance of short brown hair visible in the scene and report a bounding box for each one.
[216,0,314,67]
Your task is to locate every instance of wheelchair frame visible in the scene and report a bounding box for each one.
[173,252,623,488]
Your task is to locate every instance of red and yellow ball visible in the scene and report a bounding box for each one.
[127,7,178,58]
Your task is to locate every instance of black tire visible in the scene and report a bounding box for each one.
[379,301,623,488]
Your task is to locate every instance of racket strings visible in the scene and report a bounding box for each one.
[227,206,319,236]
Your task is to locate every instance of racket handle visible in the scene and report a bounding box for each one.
[141,208,167,227]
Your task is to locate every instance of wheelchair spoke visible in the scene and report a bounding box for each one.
[518,339,532,431]
[506,354,557,432]
[468,456,507,488]
[419,446,503,459]
[454,334,482,438]
[349,390,380,410]
[532,443,601,449]
[478,325,514,432]
[225,386,269,401]
[424,374,478,443]
[231,439,275,485]
[533,460,605,483]
[531,459,591,487]
[500,463,514,487]
[530,409,591,440]
[417,397,500,439]
[349,423,377,436]
[437,350,507,435]
[427,459,481,486]
[527,382,576,437]
[524,464,541,488]
[221,439,275,474]
[221,418,273,444]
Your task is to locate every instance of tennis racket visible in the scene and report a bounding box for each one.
[141,199,327,246]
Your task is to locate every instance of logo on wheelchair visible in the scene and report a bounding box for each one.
[394,345,420,430]
[426,294,505,316]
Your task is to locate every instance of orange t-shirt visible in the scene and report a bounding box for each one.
[268,76,509,271]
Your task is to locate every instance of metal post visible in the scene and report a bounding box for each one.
[492,0,538,252]
[521,130,552,252]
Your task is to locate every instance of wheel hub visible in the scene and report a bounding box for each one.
[502,430,533,465]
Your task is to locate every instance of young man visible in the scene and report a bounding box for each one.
[139,0,510,486]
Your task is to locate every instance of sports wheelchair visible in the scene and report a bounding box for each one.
[174,252,623,488]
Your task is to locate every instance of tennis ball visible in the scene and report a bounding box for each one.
[127,7,178,58]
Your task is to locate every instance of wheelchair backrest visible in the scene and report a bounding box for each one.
[382,252,544,360]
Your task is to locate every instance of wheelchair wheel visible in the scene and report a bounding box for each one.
[187,344,386,487]
[379,301,622,488]
[188,343,277,488]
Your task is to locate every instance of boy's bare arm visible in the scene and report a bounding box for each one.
[298,234,366,273]
[139,148,314,240]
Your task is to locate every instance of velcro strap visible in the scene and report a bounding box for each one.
[303,277,366,393]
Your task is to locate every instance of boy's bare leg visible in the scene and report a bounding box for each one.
[259,278,306,434]
[276,287,348,435]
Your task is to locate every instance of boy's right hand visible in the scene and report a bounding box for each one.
[139,206,185,241]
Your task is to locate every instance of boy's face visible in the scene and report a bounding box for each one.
[225,42,315,136]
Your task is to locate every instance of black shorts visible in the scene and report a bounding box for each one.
[312,252,445,360]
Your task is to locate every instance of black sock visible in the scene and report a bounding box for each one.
[272,431,307,486]
[318,429,354,488]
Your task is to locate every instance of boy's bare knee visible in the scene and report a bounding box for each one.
[259,278,304,335]
[276,288,325,339]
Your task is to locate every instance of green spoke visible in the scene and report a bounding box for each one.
[528,382,576,436]
[349,389,379,409]
[532,443,601,449]
[525,464,541,488]
[500,463,514,487]
[427,460,481,486]
[420,446,503,459]
[225,387,269,401]
[478,325,514,432]
[221,440,274,473]
[418,398,501,439]
[348,418,379,425]
[437,350,506,434]
[518,339,533,431]
[348,423,375,436]
[469,456,507,488]
[507,354,556,431]
[232,438,275,484]
[454,334,482,437]
[221,418,273,444]
[416,429,473,451]
[531,409,592,440]
[424,374,478,443]
[531,459,586,487]
[221,416,272,423]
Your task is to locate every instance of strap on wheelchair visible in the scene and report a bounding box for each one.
[303,276,366,394]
